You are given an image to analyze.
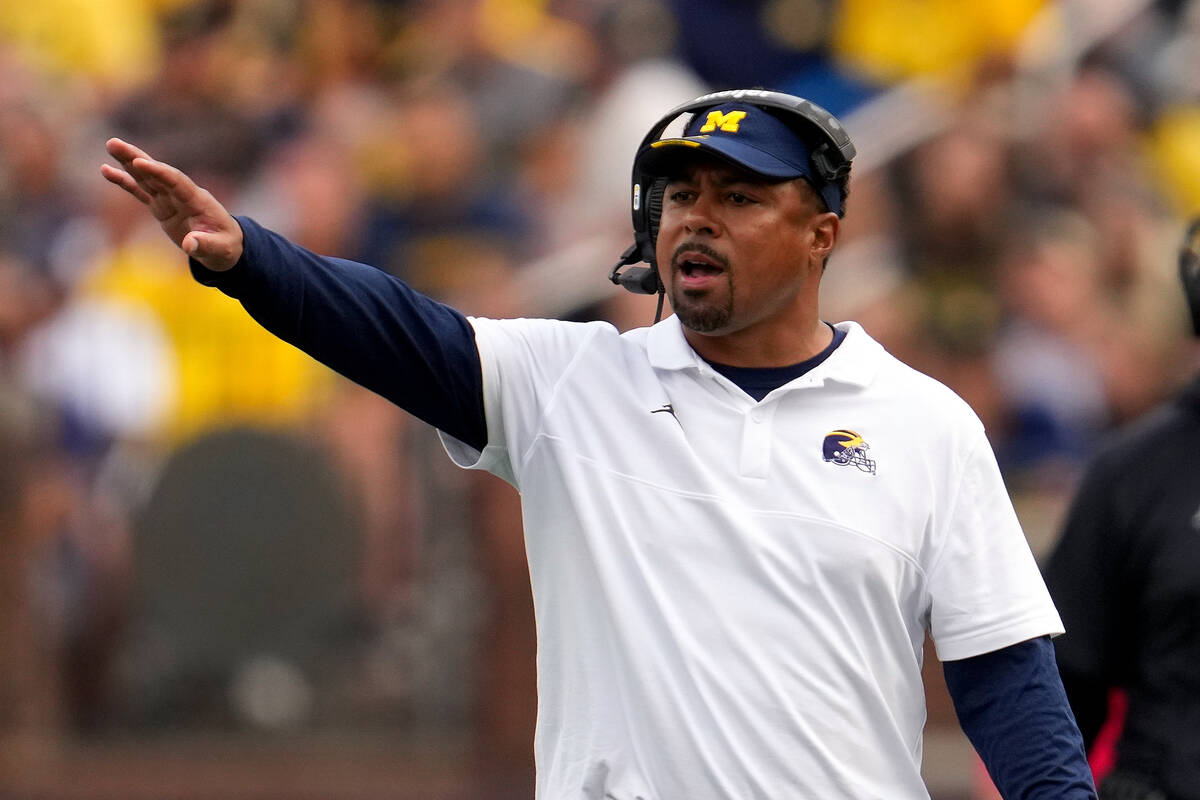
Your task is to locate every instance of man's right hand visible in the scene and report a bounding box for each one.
[101,138,244,272]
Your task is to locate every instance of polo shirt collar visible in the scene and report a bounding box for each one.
[646,315,884,388]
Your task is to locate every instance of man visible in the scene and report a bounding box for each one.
[1044,219,1200,800]
[102,89,1095,798]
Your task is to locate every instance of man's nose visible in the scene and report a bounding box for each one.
[684,192,719,235]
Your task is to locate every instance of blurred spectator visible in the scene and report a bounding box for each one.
[893,121,1014,283]
[108,1,261,202]
[1018,64,1147,210]
[832,0,1048,85]
[354,81,531,292]
[0,102,81,299]
[992,209,1114,474]
[0,383,61,768]
[665,0,881,115]
[0,0,177,92]
[1013,62,1186,425]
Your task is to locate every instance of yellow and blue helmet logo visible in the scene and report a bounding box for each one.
[822,429,876,474]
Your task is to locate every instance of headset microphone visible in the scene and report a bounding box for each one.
[609,244,661,295]
[610,243,666,322]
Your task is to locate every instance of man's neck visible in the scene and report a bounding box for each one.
[683,318,834,368]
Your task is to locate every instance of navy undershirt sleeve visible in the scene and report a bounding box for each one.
[191,216,488,451]
[943,636,1097,798]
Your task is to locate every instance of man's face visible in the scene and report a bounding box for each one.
[654,157,829,339]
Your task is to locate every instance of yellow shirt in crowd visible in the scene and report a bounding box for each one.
[83,239,334,443]
[833,0,1047,82]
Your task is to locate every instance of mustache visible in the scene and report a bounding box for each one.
[670,241,730,270]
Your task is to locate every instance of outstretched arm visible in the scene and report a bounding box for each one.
[100,139,488,451]
[100,137,243,272]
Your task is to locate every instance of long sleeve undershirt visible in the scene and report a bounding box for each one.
[944,636,1096,798]
[195,217,1095,798]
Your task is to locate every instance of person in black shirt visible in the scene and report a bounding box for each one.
[1044,218,1200,800]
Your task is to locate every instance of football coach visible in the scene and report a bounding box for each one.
[102,88,1097,799]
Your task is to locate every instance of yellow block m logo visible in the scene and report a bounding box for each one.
[699,110,747,133]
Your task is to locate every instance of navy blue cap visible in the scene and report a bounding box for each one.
[636,102,844,215]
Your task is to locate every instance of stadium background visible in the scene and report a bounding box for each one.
[1,0,1197,797]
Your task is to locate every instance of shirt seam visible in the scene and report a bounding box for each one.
[524,432,928,576]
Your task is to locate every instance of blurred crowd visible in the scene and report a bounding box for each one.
[1,0,1199,797]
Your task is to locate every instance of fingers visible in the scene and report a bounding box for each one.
[105,137,153,169]
[131,156,200,204]
[102,137,164,204]
[102,138,202,208]
[104,138,157,189]
[105,137,145,157]
[100,162,153,204]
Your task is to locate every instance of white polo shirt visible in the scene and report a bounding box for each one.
[441,315,1063,800]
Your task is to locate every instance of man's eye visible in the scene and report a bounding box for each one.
[668,190,693,202]
[728,192,751,204]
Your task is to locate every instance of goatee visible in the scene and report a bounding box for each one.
[673,295,732,332]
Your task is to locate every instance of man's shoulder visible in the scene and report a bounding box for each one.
[467,316,646,377]
[887,357,974,413]
[842,324,980,425]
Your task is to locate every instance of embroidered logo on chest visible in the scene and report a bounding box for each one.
[821,429,877,475]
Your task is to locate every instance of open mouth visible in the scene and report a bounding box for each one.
[674,248,727,280]
[679,258,723,278]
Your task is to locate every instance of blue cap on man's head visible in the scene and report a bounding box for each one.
[635,102,845,215]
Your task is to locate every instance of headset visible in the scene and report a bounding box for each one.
[609,89,857,313]
[1180,216,1200,337]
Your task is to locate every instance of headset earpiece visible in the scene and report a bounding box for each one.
[811,141,852,182]
[644,177,668,263]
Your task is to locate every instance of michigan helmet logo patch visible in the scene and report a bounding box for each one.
[822,429,876,475]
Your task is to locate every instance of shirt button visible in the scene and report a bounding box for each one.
[750,409,764,423]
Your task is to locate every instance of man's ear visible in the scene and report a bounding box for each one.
[811,211,839,267]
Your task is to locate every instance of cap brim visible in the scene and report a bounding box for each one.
[637,136,810,181]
